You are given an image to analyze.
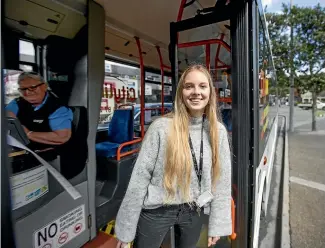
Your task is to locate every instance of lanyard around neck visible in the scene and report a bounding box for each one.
[188,116,205,186]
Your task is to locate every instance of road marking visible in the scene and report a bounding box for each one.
[295,130,325,135]
[290,176,325,192]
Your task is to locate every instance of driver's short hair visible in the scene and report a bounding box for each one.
[18,71,47,86]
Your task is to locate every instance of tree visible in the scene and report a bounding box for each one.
[266,4,325,131]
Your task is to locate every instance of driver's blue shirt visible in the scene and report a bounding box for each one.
[5,93,73,131]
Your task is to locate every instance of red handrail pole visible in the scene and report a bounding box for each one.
[215,34,225,77]
[217,59,228,67]
[156,46,165,115]
[177,0,187,22]
[135,37,145,138]
[178,39,231,52]
[163,65,172,70]
[205,44,211,72]
[117,138,142,161]
[230,198,237,240]
[216,65,231,69]
[177,0,187,41]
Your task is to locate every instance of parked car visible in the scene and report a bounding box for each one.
[298,100,325,110]
[133,103,173,134]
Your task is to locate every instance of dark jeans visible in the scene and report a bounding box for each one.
[133,204,203,248]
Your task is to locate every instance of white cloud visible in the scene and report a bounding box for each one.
[263,0,273,7]
[263,0,282,12]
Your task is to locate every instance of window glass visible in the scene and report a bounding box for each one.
[258,16,278,160]
[4,66,33,105]
[19,64,33,72]
[145,72,173,104]
[4,39,38,105]
[19,40,35,63]
[98,61,174,130]
[3,69,21,105]
[98,60,140,129]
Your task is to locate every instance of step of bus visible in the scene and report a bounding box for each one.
[96,180,105,196]
[82,232,117,248]
[96,195,110,208]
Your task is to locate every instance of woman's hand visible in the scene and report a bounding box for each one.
[116,240,129,248]
[208,236,220,247]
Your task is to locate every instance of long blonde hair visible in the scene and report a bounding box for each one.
[164,64,221,201]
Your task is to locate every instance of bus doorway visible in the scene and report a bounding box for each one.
[170,14,234,248]
[169,1,262,247]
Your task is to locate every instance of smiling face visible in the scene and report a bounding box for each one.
[182,70,211,117]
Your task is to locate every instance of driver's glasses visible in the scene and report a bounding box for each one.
[18,82,44,93]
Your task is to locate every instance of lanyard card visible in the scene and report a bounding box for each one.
[196,191,213,208]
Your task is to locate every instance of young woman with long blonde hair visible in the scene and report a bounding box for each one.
[115,64,232,248]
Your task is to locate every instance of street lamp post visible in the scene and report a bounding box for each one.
[289,0,295,132]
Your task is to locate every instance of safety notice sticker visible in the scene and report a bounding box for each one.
[10,166,49,210]
[33,205,86,248]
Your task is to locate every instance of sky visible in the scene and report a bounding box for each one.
[262,0,325,13]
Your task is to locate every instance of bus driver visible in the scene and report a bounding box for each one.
[6,72,73,150]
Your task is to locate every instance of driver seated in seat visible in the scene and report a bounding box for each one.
[6,72,73,151]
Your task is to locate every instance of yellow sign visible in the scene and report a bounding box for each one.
[265,78,269,95]
[263,117,269,133]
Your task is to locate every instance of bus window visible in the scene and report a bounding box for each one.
[98,60,140,130]
[3,41,36,104]
[98,61,173,133]
[4,70,21,105]
[19,40,35,64]
[145,71,173,104]
[19,40,35,72]
[258,15,277,160]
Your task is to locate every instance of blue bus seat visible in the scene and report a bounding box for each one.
[96,109,134,158]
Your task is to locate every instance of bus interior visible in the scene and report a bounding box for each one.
[2,0,278,248]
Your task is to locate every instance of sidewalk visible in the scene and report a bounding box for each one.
[288,120,325,248]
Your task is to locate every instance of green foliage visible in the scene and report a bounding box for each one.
[265,4,325,94]
[296,73,325,94]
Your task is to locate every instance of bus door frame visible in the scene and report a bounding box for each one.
[88,0,106,239]
[1,32,17,248]
[1,0,18,245]
[169,1,260,247]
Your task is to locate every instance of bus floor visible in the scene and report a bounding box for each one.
[82,231,231,248]
[83,217,231,248]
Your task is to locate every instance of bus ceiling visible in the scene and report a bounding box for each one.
[5,0,231,73]
[96,0,231,72]
[4,0,86,40]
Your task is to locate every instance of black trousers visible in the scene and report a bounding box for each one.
[133,204,203,248]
